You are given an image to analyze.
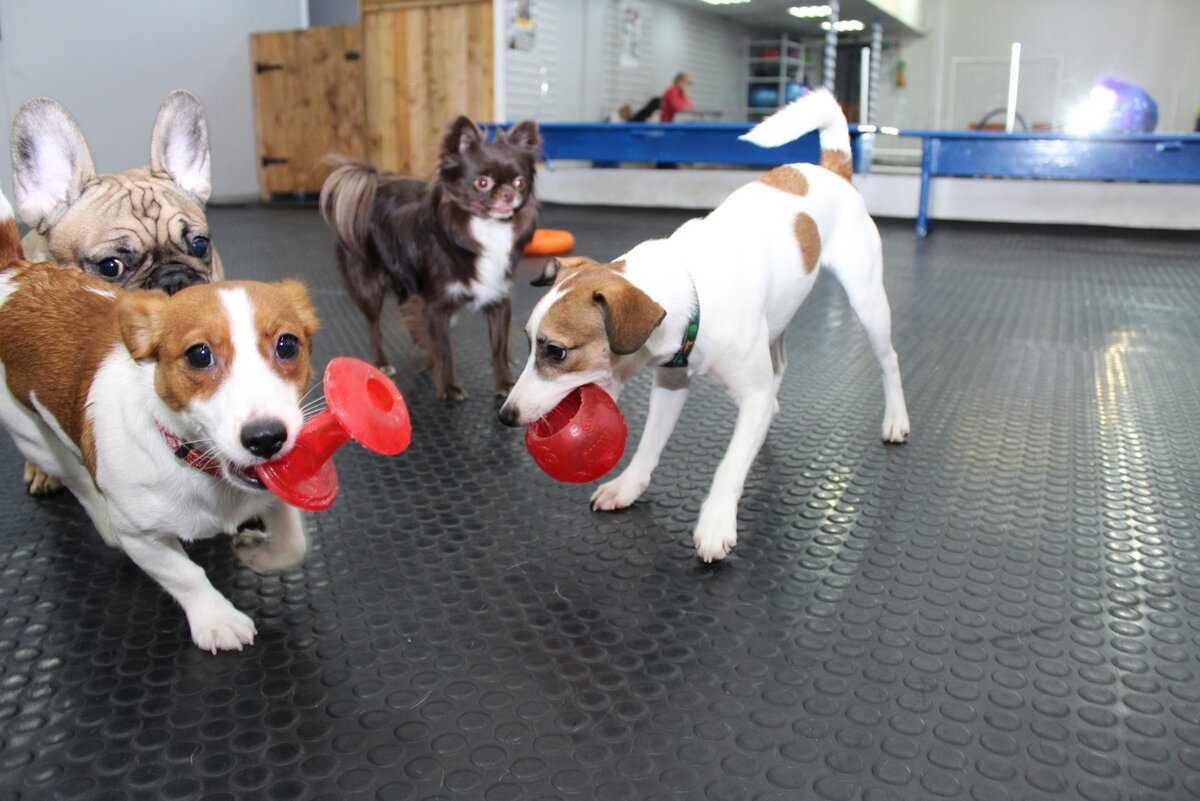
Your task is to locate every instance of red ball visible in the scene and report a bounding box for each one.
[525,384,627,483]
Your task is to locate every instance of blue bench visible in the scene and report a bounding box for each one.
[898,130,1200,236]
[487,122,1200,236]
[510,121,824,167]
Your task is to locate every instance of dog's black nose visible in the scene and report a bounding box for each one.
[147,264,206,296]
[497,405,519,427]
[241,419,288,458]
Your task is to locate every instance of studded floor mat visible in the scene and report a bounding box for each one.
[0,201,1198,801]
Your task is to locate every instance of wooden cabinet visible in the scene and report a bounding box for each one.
[249,1,494,198]
[361,0,494,176]
[250,24,366,199]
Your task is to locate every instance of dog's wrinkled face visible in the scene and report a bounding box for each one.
[11,90,220,294]
[118,281,320,491]
[40,168,219,294]
[499,257,665,426]
[437,118,540,221]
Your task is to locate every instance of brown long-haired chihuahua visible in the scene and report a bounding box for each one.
[320,117,540,400]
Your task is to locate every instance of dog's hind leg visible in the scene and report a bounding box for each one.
[399,297,435,372]
[824,226,910,443]
[23,461,63,496]
[592,367,690,512]
[337,247,394,375]
[769,335,788,406]
[233,503,307,573]
[485,298,515,396]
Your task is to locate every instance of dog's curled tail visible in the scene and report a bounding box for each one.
[0,189,25,266]
[738,88,853,182]
[319,154,379,259]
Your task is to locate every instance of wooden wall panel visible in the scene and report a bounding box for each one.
[251,24,365,198]
[362,0,494,176]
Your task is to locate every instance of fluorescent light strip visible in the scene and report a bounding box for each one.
[821,19,866,31]
[789,5,831,18]
[700,0,752,5]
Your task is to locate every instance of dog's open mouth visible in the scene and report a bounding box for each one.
[223,463,266,492]
[488,205,515,220]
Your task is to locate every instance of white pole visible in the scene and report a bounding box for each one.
[859,47,870,124]
[1005,42,1021,133]
[823,0,839,92]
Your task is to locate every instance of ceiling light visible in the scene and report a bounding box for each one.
[821,19,866,32]
[789,5,831,18]
[700,0,751,5]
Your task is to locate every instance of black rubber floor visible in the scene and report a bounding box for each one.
[2,202,1199,801]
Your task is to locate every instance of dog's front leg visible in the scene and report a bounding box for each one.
[592,367,689,511]
[485,299,515,396]
[233,503,307,573]
[694,346,776,562]
[118,532,256,653]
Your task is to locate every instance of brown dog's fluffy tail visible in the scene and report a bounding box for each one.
[319,154,379,259]
[0,190,25,266]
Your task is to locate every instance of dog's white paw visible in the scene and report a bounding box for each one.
[693,502,738,563]
[187,598,257,654]
[882,411,910,443]
[591,470,649,511]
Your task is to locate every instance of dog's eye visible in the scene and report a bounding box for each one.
[513,176,527,191]
[275,333,300,361]
[97,258,125,280]
[544,343,568,363]
[473,175,494,192]
[189,236,210,258]
[184,343,214,369]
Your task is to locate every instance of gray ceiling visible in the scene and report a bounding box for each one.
[662,0,924,39]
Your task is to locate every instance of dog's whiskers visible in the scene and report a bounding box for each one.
[299,382,325,406]
[302,400,329,422]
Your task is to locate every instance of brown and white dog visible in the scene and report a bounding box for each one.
[499,90,909,562]
[11,89,223,496]
[0,191,320,652]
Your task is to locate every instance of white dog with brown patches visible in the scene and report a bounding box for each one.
[499,90,909,562]
[0,191,320,652]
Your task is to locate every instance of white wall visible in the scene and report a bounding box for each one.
[499,0,746,122]
[0,0,305,202]
[874,0,1200,134]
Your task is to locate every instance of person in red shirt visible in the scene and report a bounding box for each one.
[660,73,694,122]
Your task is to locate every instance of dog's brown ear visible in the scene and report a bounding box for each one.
[531,256,597,287]
[443,116,483,156]
[593,281,666,355]
[531,257,561,287]
[504,120,541,154]
[116,290,168,361]
[276,279,322,337]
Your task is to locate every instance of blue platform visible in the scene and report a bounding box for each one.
[489,121,1200,235]
[900,130,1200,236]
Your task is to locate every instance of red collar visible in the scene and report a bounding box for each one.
[156,421,223,479]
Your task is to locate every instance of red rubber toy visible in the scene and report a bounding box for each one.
[256,357,412,511]
[525,383,626,483]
